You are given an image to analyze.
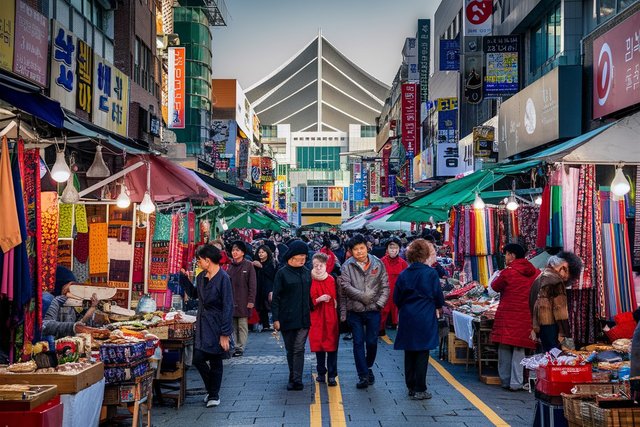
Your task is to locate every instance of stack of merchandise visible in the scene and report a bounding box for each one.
[99,330,157,384]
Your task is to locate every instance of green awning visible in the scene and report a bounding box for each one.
[388,160,541,223]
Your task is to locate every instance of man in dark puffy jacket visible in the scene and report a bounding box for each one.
[339,234,389,389]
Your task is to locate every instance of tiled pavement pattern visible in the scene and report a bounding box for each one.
[152,329,535,426]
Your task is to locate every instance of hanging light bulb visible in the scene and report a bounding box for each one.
[506,192,519,211]
[139,191,155,214]
[51,150,71,183]
[473,192,485,210]
[219,218,228,231]
[86,146,110,178]
[611,166,630,197]
[534,195,543,205]
[116,183,131,209]
[60,175,79,203]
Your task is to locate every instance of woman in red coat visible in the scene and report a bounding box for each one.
[309,252,339,386]
[490,243,540,391]
[380,237,408,334]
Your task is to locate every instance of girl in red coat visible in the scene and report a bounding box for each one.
[490,243,540,391]
[310,252,339,386]
[380,238,408,334]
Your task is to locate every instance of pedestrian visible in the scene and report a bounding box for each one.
[253,244,277,331]
[179,245,233,408]
[309,252,340,387]
[490,243,539,391]
[271,240,313,391]
[529,251,583,352]
[393,238,444,400]
[339,234,389,389]
[226,241,257,357]
[380,237,408,335]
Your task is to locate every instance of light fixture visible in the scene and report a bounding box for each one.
[534,195,543,205]
[116,183,131,209]
[60,175,79,203]
[611,166,630,197]
[138,162,155,214]
[473,192,485,210]
[51,150,71,183]
[506,192,519,211]
[86,146,110,178]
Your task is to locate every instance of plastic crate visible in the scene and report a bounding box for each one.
[537,364,592,383]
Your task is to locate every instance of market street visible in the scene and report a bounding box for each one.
[153,330,535,426]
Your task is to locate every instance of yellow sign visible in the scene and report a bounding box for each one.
[437,97,458,111]
[0,0,15,71]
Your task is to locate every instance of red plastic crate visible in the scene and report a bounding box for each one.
[0,395,63,427]
[536,378,578,396]
[537,364,592,383]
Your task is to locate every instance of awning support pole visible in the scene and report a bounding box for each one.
[78,160,145,197]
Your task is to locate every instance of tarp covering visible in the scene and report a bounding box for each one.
[526,122,615,162]
[0,73,64,128]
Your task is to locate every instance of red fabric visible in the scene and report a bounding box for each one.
[248,308,260,325]
[380,255,408,329]
[309,275,339,352]
[490,258,540,349]
[319,247,337,273]
[536,184,551,249]
[605,312,636,341]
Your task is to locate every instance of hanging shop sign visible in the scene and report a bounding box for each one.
[92,54,130,137]
[417,19,430,103]
[381,143,391,198]
[13,0,48,87]
[437,97,458,111]
[237,138,249,182]
[388,175,397,198]
[401,82,419,155]
[362,164,369,202]
[436,108,465,177]
[341,187,350,219]
[369,162,381,203]
[483,35,520,98]
[439,39,460,71]
[498,66,582,159]
[50,21,77,111]
[76,39,93,115]
[168,46,185,129]
[473,125,495,157]
[593,10,640,119]
[463,0,492,36]
[463,52,483,104]
[260,157,273,182]
[0,0,15,72]
[250,157,261,184]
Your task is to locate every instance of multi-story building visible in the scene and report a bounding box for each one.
[245,33,389,226]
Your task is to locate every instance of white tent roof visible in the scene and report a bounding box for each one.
[366,215,412,232]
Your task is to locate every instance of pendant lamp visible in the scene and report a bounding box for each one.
[51,150,71,183]
[116,183,131,209]
[506,192,519,211]
[534,195,543,205]
[138,162,156,214]
[611,166,630,197]
[60,175,79,203]
[473,192,485,210]
[86,146,110,178]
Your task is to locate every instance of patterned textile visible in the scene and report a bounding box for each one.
[567,288,597,348]
[594,190,606,318]
[21,147,41,334]
[574,165,595,290]
[40,192,59,292]
[89,223,109,275]
[57,240,72,269]
[548,185,564,248]
[634,166,640,266]
[153,213,172,241]
[108,259,130,285]
[536,184,551,248]
[73,258,89,283]
[149,241,169,292]
[168,214,183,274]
[75,205,88,233]
[132,242,145,283]
[561,167,580,252]
[517,205,540,252]
[58,204,74,239]
[73,232,89,264]
[119,226,132,244]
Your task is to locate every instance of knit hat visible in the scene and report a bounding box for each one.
[55,266,77,296]
[283,239,309,262]
[385,237,402,249]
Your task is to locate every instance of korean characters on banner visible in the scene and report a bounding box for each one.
[483,36,520,98]
[260,157,274,182]
[473,125,495,158]
[13,0,48,87]
[463,0,493,37]
[369,162,381,203]
[168,46,186,129]
[436,98,463,177]
[76,40,93,116]
[417,19,430,104]
[401,83,419,155]
[0,0,15,72]
[50,21,77,111]
[92,54,129,137]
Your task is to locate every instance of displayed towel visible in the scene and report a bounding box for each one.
[452,310,475,348]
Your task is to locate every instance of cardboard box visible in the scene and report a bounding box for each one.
[0,362,104,394]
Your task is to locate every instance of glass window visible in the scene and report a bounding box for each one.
[104,39,113,63]
[94,30,103,57]
[599,0,616,22]
[56,0,69,28]
[529,3,562,75]
[360,125,376,138]
[72,10,84,39]
[71,0,81,12]
[83,0,91,19]
[618,0,634,11]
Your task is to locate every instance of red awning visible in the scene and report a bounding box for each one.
[124,155,224,204]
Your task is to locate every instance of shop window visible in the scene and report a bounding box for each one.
[599,0,616,22]
[529,2,562,76]
[134,37,154,94]
[360,125,376,138]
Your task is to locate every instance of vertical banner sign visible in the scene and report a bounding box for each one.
[168,46,185,129]
[381,143,391,198]
[362,164,369,204]
[50,21,77,111]
[0,0,15,72]
[92,55,129,136]
[260,157,273,182]
[417,19,431,103]
[464,52,483,104]
[439,39,460,71]
[483,35,519,98]
[593,10,640,119]
[401,83,419,155]
[76,40,93,115]
[369,163,381,203]
[464,0,493,36]
[13,0,48,86]
[250,157,261,184]
[341,187,350,220]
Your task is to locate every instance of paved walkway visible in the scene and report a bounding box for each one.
[152,329,535,426]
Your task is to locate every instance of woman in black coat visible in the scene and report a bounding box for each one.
[180,245,234,408]
[253,244,277,331]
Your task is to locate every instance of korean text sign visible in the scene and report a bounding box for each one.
[168,46,186,129]
[50,21,76,111]
[401,83,419,156]
[92,54,129,137]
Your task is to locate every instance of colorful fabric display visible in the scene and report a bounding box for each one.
[58,204,73,239]
[40,192,59,292]
[89,223,108,275]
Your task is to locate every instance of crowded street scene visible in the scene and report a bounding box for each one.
[1,0,640,426]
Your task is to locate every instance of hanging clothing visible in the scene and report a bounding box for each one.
[0,136,21,252]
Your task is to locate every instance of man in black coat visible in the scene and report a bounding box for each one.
[272,240,312,391]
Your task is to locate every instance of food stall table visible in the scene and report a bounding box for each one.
[153,337,193,408]
[102,370,154,427]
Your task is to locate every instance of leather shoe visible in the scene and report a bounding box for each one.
[328,377,337,387]
[356,377,369,389]
[367,369,375,385]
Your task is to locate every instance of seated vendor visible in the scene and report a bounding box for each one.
[42,283,100,339]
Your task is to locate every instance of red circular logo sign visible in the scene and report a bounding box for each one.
[466,0,491,25]
[596,43,612,107]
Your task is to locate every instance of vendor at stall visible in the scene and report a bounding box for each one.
[42,284,100,339]
[529,251,583,352]
[490,244,538,391]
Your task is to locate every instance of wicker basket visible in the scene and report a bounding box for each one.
[585,403,640,427]
[170,322,194,339]
[564,383,630,427]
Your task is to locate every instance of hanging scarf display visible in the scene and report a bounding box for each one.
[567,288,597,349]
[548,185,564,248]
[40,192,59,292]
[517,205,540,252]
[58,204,73,239]
[153,213,172,241]
[75,205,88,233]
[536,184,551,248]
[73,232,89,264]
[132,226,147,284]
[57,240,72,269]
[594,190,606,318]
[88,223,108,276]
[149,241,169,292]
[0,136,21,253]
[574,165,595,290]
[168,213,183,274]
[560,167,580,252]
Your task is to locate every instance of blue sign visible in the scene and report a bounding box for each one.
[439,39,460,71]
[388,175,397,197]
[353,178,364,201]
[437,109,458,144]
[362,167,369,200]
[483,36,520,98]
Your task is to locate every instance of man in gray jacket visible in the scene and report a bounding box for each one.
[339,234,389,389]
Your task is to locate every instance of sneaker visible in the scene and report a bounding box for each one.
[408,389,415,397]
[316,375,326,383]
[411,391,432,400]
[356,377,369,389]
[287,382,296,391]
[367,369,375,385]
[293,382,304,391]
[343,333,353,341]
[206,398,220,407]
[378,329,386,337]
[203,393,209,403]
[328,378,337,387]
[232,349,243,357]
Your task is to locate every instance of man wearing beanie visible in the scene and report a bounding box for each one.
[227,240,257,357]
[271,240,312,391]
